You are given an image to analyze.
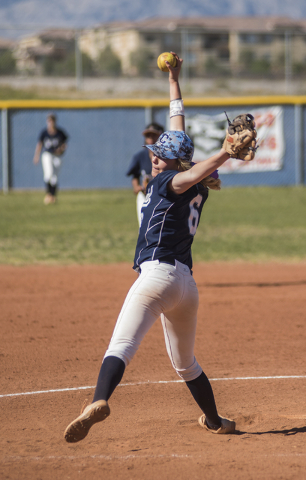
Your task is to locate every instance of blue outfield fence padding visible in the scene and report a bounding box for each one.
[9,107,147,190]
[0,97,305,191]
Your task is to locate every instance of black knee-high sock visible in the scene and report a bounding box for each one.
[185,371,221,428]
[92,356,125,403]
[49,184,57,196]
[46,182,52,194]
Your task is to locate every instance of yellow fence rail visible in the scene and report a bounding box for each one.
[1,96,306,109]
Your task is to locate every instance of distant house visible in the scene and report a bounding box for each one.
[79,16,306,77]
[79,21,140,74]
[14,29,75,75]
[10,18,306,77]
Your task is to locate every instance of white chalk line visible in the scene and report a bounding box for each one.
[3,452,306,463]
[3,453,192,462]
[1,375,306,399]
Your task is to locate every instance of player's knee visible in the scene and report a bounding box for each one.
[104,341,138,367]
[104,352,129,367]
[173,358,202,382]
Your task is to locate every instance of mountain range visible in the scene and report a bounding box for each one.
[1,0,306,38]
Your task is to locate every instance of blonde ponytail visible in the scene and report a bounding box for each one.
[201,175,221,190]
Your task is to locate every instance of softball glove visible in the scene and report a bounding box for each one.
[223,112,257,161]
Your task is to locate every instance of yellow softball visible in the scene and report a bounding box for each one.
[157,52,177,72]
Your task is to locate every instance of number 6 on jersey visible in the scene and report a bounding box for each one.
[188,194,204,236]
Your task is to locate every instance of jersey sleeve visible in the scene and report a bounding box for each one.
[157,170,179,199]
[58,129,68,143]
[126,150,143,177]
[157,170,208,202]
[38,129,46,142]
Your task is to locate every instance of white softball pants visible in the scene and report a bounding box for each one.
[41,151,61,186]
[104,260,203,382]
[136,191,146,227]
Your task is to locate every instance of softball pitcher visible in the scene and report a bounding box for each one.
[64,53,236,442]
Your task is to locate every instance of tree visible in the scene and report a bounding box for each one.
[130,48,155,76]
[204,57,229,76]
[240,50,271,75]
[97,46,121,76]
[293,62,306,75]
[43,52,95,77]
[0,49,16,75]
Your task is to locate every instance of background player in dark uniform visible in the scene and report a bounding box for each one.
[64,53,235,443]
[33,113,68,204]
[126,122,164,225]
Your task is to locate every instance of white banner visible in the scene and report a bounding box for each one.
[185,106,285,173]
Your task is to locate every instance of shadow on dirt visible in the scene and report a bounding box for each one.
[234,426,306,436]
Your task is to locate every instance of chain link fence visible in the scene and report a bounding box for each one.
[0,23,305,92]
[0,98,305,192]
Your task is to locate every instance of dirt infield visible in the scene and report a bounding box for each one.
[1,263,306,480]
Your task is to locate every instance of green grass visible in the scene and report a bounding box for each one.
[0,85,83,100]
[192,186,306,262]
[0,187,305,265]
[0,85,44,100]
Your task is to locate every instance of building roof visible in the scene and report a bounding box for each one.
[38,29,76,41]
[90,16,306,34]
[0,37,16,49]
[27,44,61,56]
[20,28,76,43]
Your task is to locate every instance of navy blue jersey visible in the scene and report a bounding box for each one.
[39,128,68,154]
[133,170,208,271]
[126,149,152,183]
